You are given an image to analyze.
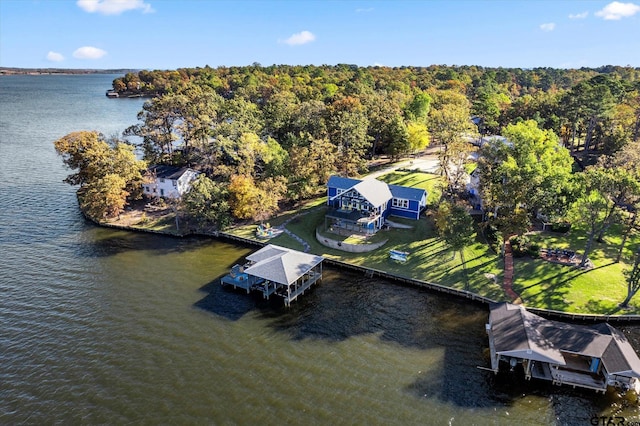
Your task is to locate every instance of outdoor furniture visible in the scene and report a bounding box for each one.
[389,250,409,263]
[256,224,274,239]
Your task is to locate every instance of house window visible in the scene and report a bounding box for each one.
[336,188,345,195]
[153,188,157,193]
[172,180,177,187]
[160,189,164,197]
[160,178,165,183]
[392,198,409,209]
[145,186,149,192]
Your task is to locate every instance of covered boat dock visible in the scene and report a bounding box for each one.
[486,302,640,393]
[221,244,324,306]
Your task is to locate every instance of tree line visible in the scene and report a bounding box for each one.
[55,64,639,230]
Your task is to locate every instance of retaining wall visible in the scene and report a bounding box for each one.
[315,229,387,253]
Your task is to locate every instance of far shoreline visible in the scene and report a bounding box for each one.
[0,67,140,75]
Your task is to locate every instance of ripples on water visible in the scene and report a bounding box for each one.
[1,75,640,425]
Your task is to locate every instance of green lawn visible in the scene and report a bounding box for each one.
[512,222,640,314]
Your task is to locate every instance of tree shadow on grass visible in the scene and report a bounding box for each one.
[409,247,451,265]
[439,256,496,278]
[583,299,625,315]
[517,262,614,293]
[514,272,573,311]
[412,238,443,251]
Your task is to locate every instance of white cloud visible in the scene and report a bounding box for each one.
[281,30,316,46]
[47,51,64,62]
[73,46,107,59]
[77,0,153,15]
[568,11,589,19]
[540,22,556,31]
[595,1,640,20]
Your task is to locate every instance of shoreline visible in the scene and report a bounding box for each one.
[84,210,640,323]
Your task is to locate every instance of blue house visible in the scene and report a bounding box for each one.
[326,175,427,234]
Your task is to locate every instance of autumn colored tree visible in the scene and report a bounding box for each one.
[406,121,430,154]
[325,96,370,176]
[428,90,477,182]
[54,131,147,220]
[181,175,231,231]
[227,174,286,222]
[287,137,337,200]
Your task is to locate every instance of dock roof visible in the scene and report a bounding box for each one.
[489,302,565,365]
[489,303,640,378]
[244,244,324,286]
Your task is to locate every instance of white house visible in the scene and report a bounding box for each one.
[142,165,200,199]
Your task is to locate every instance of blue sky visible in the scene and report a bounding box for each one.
[1,0,639,69]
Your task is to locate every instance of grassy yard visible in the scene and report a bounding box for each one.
[512,222,640,314]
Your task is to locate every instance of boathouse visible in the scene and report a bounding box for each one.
[486,302,640,393]
[221,244,324,306]
[326,175,427,234]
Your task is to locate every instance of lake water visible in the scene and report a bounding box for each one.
[1,74,640,425]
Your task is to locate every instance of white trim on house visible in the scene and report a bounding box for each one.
[392,198,409,209]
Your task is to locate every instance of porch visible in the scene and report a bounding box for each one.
[551,367,607,392]
[220,264,264,293]
[325,207,382,235]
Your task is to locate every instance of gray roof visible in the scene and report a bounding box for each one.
[489,302,565,365]
[599,324,640,377]
[149,164,196,180]
[244,244,324,286]
[489,303,640,378]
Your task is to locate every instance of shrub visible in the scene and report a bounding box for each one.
[528,242,541,258]
[510,235,530,258]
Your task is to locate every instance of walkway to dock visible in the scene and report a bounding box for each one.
[503,240,521,303]
[278,213,311,253]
